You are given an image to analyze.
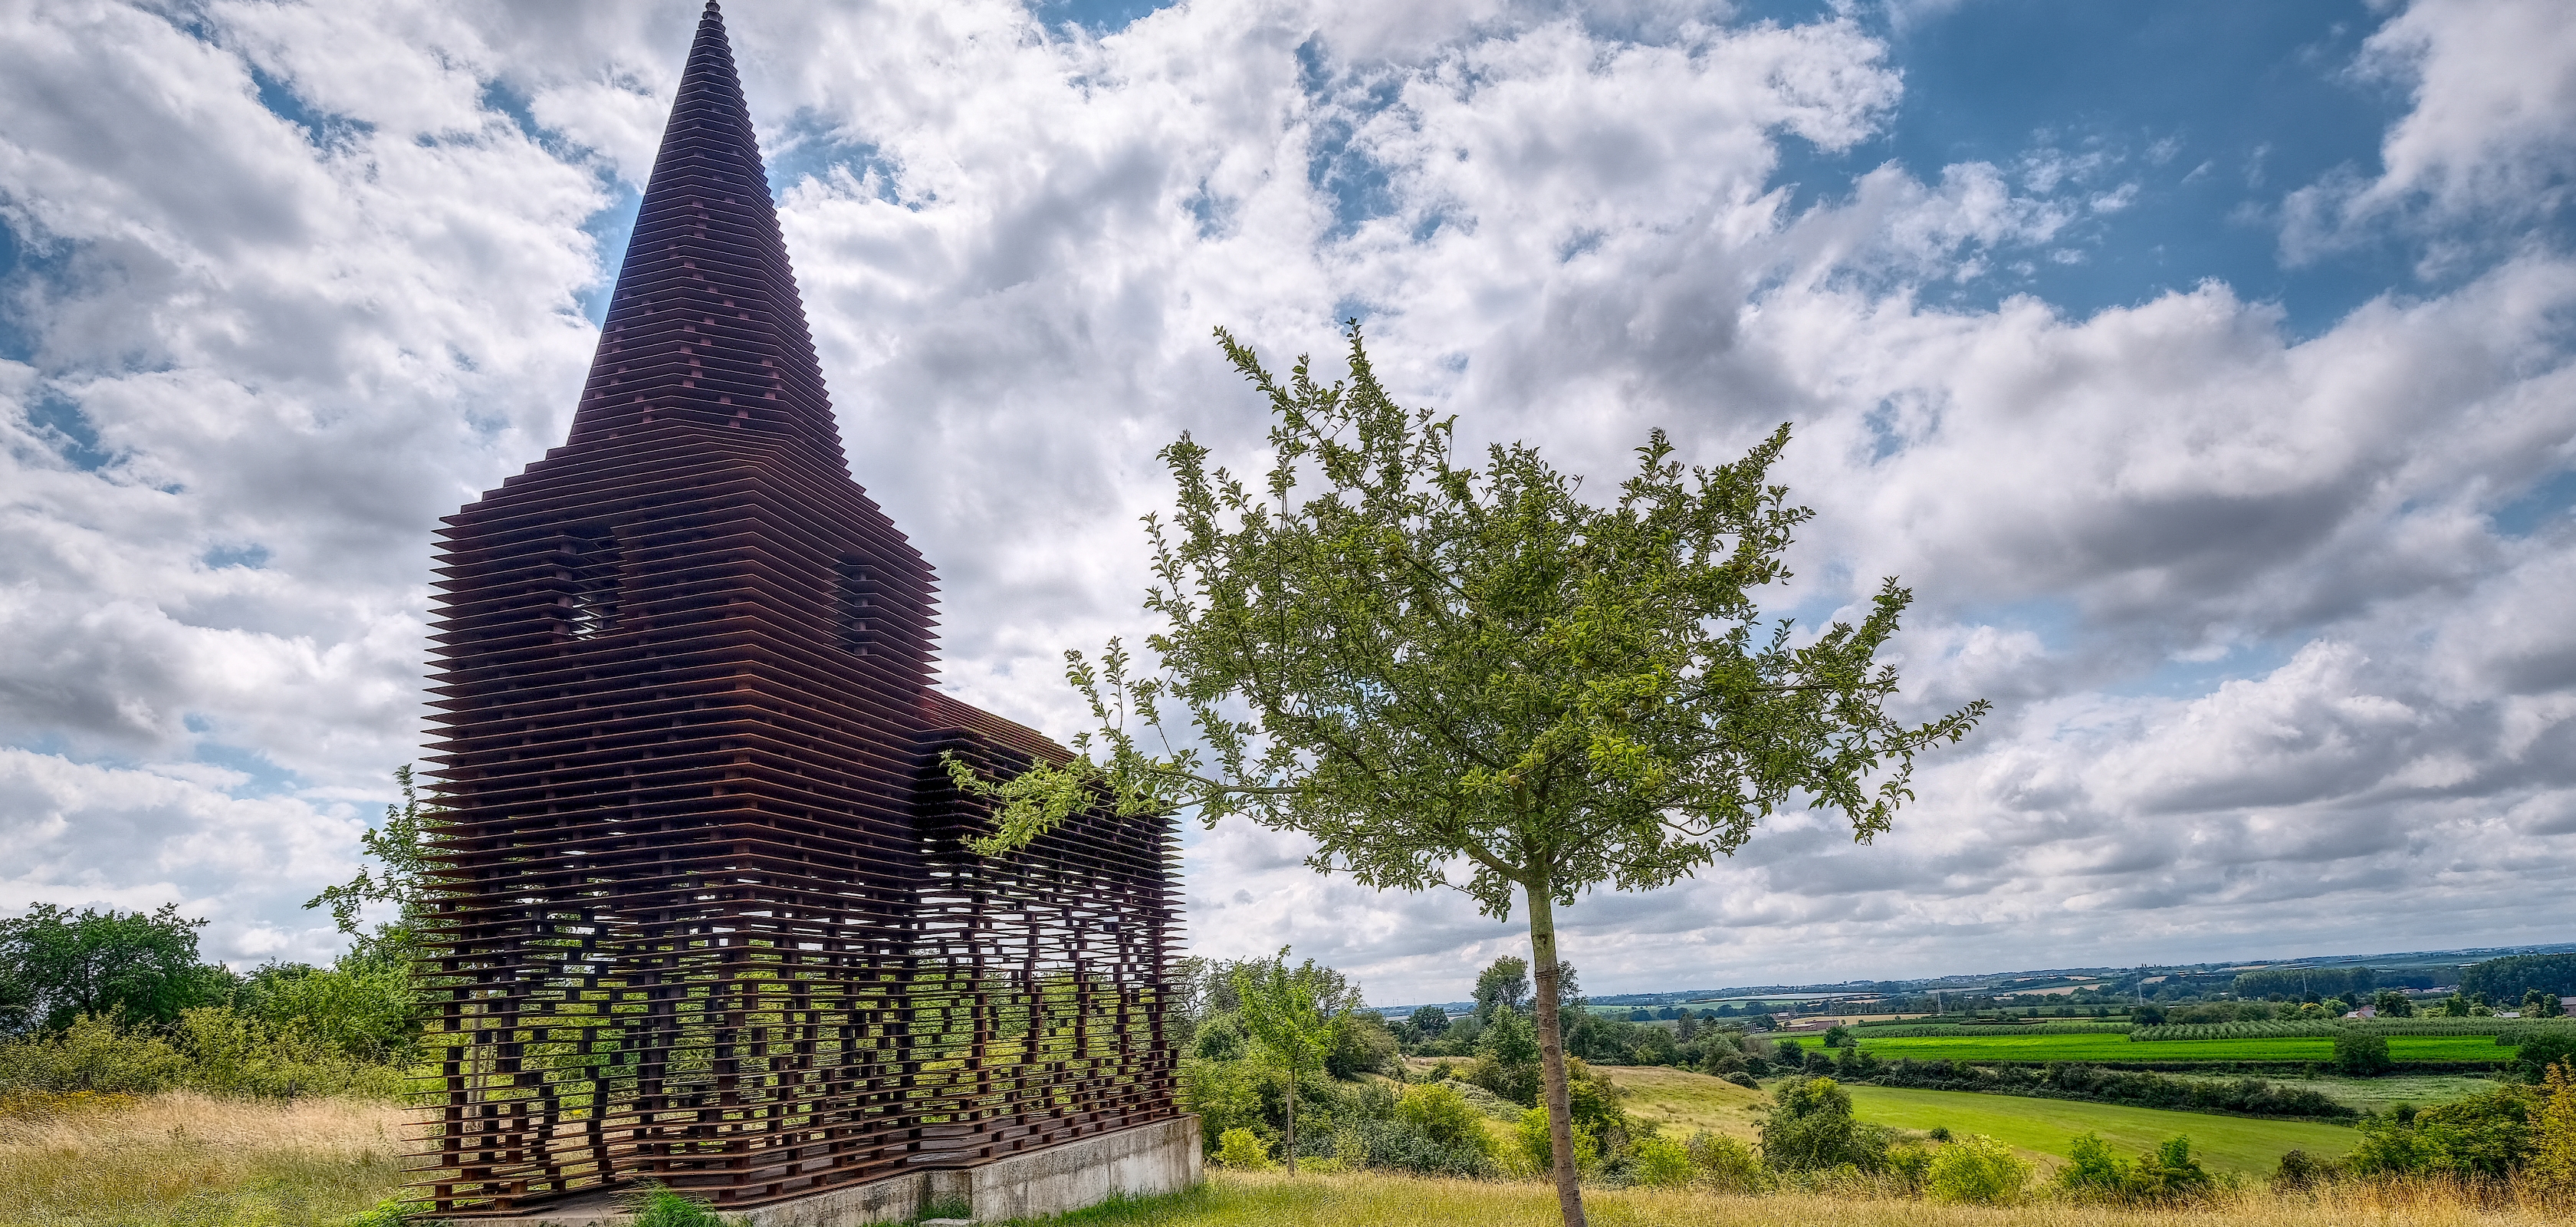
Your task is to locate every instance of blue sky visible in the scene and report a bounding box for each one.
[0,0,2571,1002]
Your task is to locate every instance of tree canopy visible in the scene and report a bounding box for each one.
[0,903,222,1035]
[950,324,1985,1225]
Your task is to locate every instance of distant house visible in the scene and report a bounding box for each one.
[2343,1005,2376,1019]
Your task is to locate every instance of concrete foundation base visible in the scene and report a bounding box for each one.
[455,1116,1201,1226]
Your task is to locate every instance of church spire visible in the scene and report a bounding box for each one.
[565,1,845,469]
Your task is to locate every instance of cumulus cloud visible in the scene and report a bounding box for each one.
[0,0,2570,997]
[2282,0,2576,263]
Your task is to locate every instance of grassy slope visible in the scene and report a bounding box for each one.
[1056,1169,2562,1227]
[1598,1065,1772,1142]
[2192,1073,2499,1112]
[1850,1034,2503,1063]
[1840,1085,2359,1174]
[0,1091,406,1227]
[1598,1065,2359,1176]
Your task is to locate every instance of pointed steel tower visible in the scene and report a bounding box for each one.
[419,5,1180,1215]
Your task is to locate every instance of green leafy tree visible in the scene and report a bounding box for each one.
[947,325,1983,1226]
[2525,989,2568,1019]
[1760,1076,1865,1171]
[2334,1030,2392,1077]
[1409,1004,1451,1039]
[1474,956,1531,1022]
[1470,1005,1545,1106]
[2514,1031,2576,1081]
[1230,949,1338,1175]
[0,903,225,1035]
[305,765,440,963]
[2374,990,2415,1018]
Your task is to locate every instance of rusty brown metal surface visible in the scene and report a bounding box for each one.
[415,4,1178,1213]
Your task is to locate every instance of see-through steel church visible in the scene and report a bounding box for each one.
[416,4,1181,1215]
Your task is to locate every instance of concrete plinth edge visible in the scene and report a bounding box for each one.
[452,1116,1201,1227]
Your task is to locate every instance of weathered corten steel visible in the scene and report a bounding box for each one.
[417,4,1178,1213]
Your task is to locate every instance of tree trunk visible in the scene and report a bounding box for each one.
[1284,1064,1298,1176]
[1526,883,1587,1227]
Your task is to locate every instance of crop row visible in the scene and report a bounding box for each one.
[1846,1022,2134,1038]
[2131,1018,2576,1042]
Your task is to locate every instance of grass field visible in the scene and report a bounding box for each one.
[0,1090,406,1227]
[1057,1169,2566,1227]
[2208,1074,2498,1112]
[1595,1066,2362,1176]
[0,1087,2551,1227]
[1841,1085,2359,1174]
[1850,1033,2506,1064]
[1597,1065,1772,1141]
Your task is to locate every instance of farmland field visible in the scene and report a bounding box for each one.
[1848,1032,2508,1064]
[1840,1085,2360,1174]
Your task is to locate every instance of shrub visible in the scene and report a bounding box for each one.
[1515,1106,1598,1176]
[628,1186,736,1227]
[0,1013,187,1093]
[343,1197,429,1227]
[2272,1148,2331,1191]
[2130,1136,2215,1202]
[1884,1142,1933,1192]
[2533,1061,2576,1193]
[1925,1134,2029,1205]
[1395,1082,1490,1153]
[2333,1030,2391,1077]
[2054,1132,2130,1200]
[1628,1135,1694,1188]
[1758,1077,1894,1173]
[2515,1031,2576,1081]
[1684,1130,1768,1192]
[1334,1116,1497,1179]
[1927,1125,1952,1142]
[1214,1127,1275,1170]
[1723,1071,1758,1090]
[2345,1084,2536,1178]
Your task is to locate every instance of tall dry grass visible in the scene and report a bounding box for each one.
[0,1090,409,1227]
[1063,1170,2571,1227]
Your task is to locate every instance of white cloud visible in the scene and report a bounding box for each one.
[0,0,2571,999]
[2282,0,2576,262]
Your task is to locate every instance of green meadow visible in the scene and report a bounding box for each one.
[1848,1032,2506,1064]
[1840,1084,2360,1174]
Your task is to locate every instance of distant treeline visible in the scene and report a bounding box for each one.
[2459,954,2576,1002]
[2229,966,2453,998]
[1865,1058,2356,1120]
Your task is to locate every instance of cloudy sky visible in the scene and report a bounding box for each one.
[2,0,2572,1004]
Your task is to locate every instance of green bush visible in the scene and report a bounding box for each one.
[1757,1077,1894,1173]
[0,1012,187,1092]
[2345,1084,2537,1178]
[1683,1130,1769,1192]
[1515,1106,1598,1176]
[2130,1135,2215,1202]
[627,1185,737,1227]
[1925,1134,2030,1205]
[341,1197,429,1227]
[2515,1031,2576,1080]
[1214,1127,1275,1170]
[2272,1148,2331,1190]
[1394,1082,1489,1153]
[1628,1135,1694,1188]
[2334,1030,2392,1077]
[2054,1132,2130,1200]
[0,1008,406,1100]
